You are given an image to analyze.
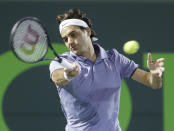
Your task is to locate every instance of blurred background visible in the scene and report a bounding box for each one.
[0,0,174,131]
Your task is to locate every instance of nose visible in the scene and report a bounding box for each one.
[68,37,75,48]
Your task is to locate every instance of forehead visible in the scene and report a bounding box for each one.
[61,26,81,37]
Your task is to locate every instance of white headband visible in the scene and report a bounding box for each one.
[59,19,89,33]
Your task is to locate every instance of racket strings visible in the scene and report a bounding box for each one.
[12,20,48,63]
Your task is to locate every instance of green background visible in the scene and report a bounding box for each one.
[0,1,174,131]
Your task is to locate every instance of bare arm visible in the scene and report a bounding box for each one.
[131,68,162,89]
[51,68,69,86]
[131,53,165,89]
[51,62,80,86]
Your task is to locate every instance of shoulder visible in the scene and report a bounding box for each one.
[106,48,119,59]
[106,48,130,65]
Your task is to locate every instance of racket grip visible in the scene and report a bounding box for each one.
[60,59,74,69]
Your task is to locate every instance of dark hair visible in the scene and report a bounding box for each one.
[56,9,97,40]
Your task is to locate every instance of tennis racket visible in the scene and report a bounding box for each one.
[10,16,73,69]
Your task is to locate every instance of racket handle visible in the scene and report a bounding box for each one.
[60,59,74,69]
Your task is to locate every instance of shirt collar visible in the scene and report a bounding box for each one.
[94,43,108,59]
[70,43,108,61]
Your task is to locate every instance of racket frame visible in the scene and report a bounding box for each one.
[10,16,62,63]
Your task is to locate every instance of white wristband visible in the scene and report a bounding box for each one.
[64,71,73,81]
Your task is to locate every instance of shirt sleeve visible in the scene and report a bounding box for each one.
[113,49,138,78]
[49,59,64,77]
[49,52,73,77]
[49,54,81,78]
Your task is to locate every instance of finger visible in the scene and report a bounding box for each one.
[74,66,78,72]
[64,68,73,74]
[64,68,68,72]
[72,63,77,71]
[159,67,165,72]
[66,63,79,72]
[156,58,165,63]
[65,70,75,77]
[74,62,79,69]
[147,53,152,63]
[158,62,164,67]
[159,71,162,77]
[72,62,77,69]
[155,69,163,77]
[75,62,81,71]
[64,68,69,73]
[74,62,79,68]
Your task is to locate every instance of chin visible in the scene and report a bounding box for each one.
[75,51,82,56]
[72,50,79,55]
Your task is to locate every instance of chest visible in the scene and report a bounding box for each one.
[84,59,120,83]
[71,59,121,101]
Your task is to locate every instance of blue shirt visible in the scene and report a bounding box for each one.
[49,44,138,131]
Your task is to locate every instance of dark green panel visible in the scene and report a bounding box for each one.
[1,1,174,131]
[3,66,66,131]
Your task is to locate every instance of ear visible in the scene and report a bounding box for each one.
[85,27,91,37]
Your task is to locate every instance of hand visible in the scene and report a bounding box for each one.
[147,53,165,77]
[64,62,80,79]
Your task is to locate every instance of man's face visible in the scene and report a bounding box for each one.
[61,26,91,55]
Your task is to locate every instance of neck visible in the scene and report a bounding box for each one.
[82,44,96,63]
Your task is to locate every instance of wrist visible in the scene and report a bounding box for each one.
[150,72,162,89]
[64,71,73,81]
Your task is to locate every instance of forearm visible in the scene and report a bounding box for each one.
[138,71,162,89]
[148,73,162,89]
[51,69,69,86]
[131,68,162,89]
[51,63,80,86]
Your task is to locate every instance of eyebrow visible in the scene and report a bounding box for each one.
[62,30,76,40]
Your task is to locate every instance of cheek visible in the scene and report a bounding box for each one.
[74,37,82,45]
[79,34,88,43]
[65,43,70,48]
[76,32,89,45]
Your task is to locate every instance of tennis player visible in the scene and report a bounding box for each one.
[49,9,165,131]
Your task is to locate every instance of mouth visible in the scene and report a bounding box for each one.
[71,45,78,50]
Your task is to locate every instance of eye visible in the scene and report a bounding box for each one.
[70,32,76,38]
[63,37,68,43]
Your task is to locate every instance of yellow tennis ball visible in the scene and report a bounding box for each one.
[123,40,140,54]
